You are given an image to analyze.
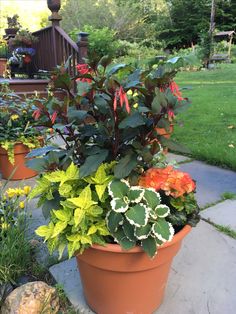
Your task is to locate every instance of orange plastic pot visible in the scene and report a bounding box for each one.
[0,143,38,180]
[156,124,174,154]
[76,225,191,314]
[155,124,174,139]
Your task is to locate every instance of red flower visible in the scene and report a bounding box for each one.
[50,111,58,124]
[32,109,41,120]
[169,81,184,101]
[76,64,92,83]
[113,86,130,114]
[23,55,31,64]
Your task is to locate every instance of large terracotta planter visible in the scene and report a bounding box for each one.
[76,225,191,314]
[0,143,38,180]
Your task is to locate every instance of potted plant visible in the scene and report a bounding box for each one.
[28,56,200,313]
[0,40,8,77]
[4,14,21,36]
[0,84,47,180]
[9,29,38,48]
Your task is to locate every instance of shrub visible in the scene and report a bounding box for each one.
[69,26,117,60]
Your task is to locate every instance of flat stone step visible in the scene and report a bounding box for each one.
[201,200,236,230]
[49,221,236,314]
[179,161,236,208]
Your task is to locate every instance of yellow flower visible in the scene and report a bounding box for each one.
[127,90,133,96]
[19,201,25,209]
[23,186,31,195]
[15,188,24,196]
[133,92,138,97]
[1,222,10,230]
[10,114,19,121]
[133,103,139,108]
[22,110,27,114]
[5,188,16,198]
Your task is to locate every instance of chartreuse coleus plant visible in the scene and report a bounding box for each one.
[106,179,174,258]
[31,162,114,258]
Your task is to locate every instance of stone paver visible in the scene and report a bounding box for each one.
[179,161,236,208]
[50,259,93,314]
[166,153,192,164]
[49,221,236,314]
[201,200,236,230]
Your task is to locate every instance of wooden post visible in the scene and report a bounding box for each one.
[228,34,233,58]
[47,0,62,27]
[77,32,89,64]
[47,0,62,67]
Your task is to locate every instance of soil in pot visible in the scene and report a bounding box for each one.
[0,143,38,180]
[76,225,191,314]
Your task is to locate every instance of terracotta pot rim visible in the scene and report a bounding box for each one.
[91,224,191,254]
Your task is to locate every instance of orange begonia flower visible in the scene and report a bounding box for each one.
[139,166,195,198]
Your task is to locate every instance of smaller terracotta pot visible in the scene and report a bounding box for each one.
[156,124,174,154]
[0,143,38,180]
[156,124,174,139]
[0,58,7,77]
[76,225,191,314]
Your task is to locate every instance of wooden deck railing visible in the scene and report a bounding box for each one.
[32,25,79,79]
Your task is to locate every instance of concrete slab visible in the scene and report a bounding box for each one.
[49,221,236,314]
[0,176,37,189]
[179,161,236,208]
[50,258,93,314]
[166,153,192,164]
[201,200,236,230]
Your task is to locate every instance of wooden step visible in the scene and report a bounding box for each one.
[0,79,49,93]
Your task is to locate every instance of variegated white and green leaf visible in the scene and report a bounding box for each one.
[143,188,161,209]
[125,203,149,227]
[135,224,152,240]
[106,210,124,233]
[141,237,157,258]
[122,219,136,241]
[152,219,174,242]
[127,186,145,203]
[108,179,129,198]
[155,204,170,218]
[111,197,129,213]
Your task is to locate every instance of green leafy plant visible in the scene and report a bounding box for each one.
[28,56,191,179]
[28,56,200,260]
[6,14,21,29]
[0,84,48,163]
[0,184,31,286]
[106,179,174,257]
[9,29,38,47]
[31,163,114,258]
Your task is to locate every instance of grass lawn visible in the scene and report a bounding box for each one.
[173,64,236,170]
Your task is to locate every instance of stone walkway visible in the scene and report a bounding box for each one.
[3,153,236,313]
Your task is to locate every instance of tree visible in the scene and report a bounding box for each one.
[159,0,211,48]
[60,0,153,42]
